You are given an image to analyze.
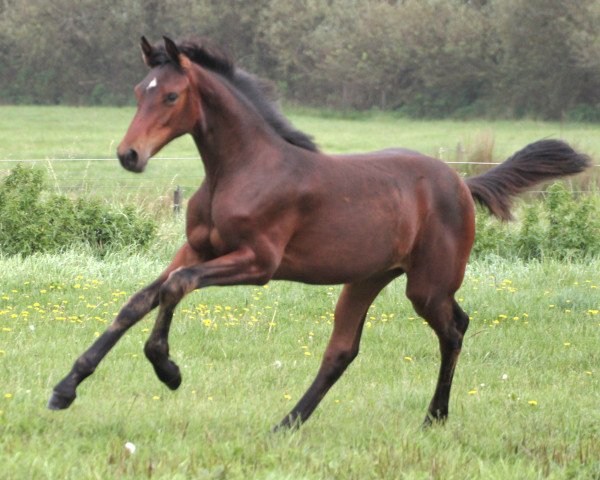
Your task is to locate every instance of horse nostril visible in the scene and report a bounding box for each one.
[127,149,138,164]
[118,148,139,170]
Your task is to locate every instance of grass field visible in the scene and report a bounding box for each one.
[0,106,599,478]
[0,106,598,205]
[0,249,599,479]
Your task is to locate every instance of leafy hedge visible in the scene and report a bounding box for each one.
[0,165,156,256]
[1,166,598,261]
[473,183,600,260]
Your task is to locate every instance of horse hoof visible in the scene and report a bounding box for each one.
[271,415,301,433]
[47,390,76,410]
[155,361,181,390]
[165,373,182,391]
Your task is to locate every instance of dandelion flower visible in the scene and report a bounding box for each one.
[468,389,477,395]
[528,400,538,406]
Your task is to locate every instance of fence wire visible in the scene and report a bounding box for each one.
[1,156,598,196]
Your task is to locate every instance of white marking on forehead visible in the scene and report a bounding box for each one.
[146,78,158,91]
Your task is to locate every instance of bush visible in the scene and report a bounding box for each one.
[0,165,156,256]
[473,183,600,260]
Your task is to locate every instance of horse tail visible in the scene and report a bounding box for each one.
[465,139,591,220]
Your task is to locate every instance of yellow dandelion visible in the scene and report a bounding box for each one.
[403,356,413,362]
[4,393,12,399]
[283,393,292,400]
[468,389,477,395]
[528,400,538,406]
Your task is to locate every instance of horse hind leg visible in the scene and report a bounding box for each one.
[406,265,470,427]
[274,271,401,431]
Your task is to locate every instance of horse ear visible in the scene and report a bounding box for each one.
[163,36,180,66]
[163,36,192,70]
[140,36,154,67]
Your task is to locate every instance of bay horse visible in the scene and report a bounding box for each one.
[48,37,590,429]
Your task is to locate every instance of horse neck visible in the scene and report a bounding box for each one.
[190,68,282,182]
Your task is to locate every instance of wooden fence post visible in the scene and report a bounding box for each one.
[173,186,182,214]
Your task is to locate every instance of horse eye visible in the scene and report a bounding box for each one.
[165,92,179,103]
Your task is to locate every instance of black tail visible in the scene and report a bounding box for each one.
[466,140,591,220]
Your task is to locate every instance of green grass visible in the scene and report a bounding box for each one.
[0,106,598,204]
[0,248,599,479]
[0,106,599,478]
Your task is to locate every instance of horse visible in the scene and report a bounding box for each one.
[48,36,590,430]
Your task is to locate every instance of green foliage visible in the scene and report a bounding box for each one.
[473,183,600,260]
[0,165,156,256]
[1,0,599,119]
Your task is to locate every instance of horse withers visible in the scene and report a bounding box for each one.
[48,37,590,429]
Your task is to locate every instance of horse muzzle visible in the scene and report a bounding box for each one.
[117,147,147,173]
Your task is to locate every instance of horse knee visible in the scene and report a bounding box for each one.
[159,276,186,305]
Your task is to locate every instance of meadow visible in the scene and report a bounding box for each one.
[0,105,599,205]
[0,106,599,479]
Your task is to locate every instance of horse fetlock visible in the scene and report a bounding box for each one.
[144,340,168,363]
[74,357,96,378]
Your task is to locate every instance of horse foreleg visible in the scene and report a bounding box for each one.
[144,246,275,389]
[274,272,399,431]
[47,243,203,410]
[47,280,162,410]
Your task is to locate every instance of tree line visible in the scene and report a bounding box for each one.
[1,0,599,120]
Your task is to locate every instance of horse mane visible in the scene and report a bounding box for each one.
[145,38,319,152]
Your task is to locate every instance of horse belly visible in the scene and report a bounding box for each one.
[274,205,414,284]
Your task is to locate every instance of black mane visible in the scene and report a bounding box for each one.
[146,38,319,152]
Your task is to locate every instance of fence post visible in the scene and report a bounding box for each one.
[173,186,182,214]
